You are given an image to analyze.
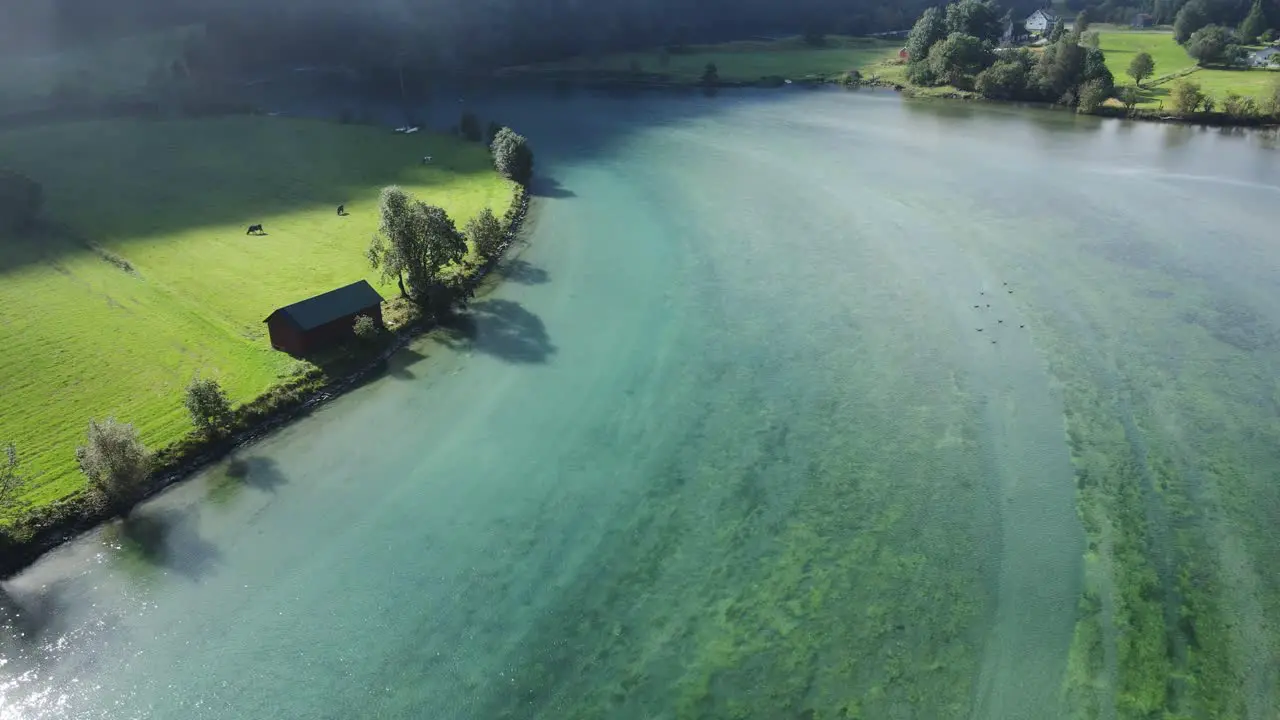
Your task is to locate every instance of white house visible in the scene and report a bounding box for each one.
[1025,9,1058,33]
[1250,46,1280,67]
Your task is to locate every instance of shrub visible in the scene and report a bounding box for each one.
[353,314,380,342]
[840,70,862,86]
[1082,30,1101,49]
[459,111,483,142]
[1222,92,1258,118]
[0,169,43,233]
[701,62,720,85]
[976,59,1029,99]
[76,417,151,513]
[1170,79,1206,114]
[1077,78,1111,113]
[1120,85,1142,113]
[490,127,535,185]
[465,207,505,260]
[185,376,232,435]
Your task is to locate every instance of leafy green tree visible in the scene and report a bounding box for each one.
[1077,78,1111,112]
[906,6,947,62]
[1082,30,1101,48]
[1186,25,1245,66]
[491,127,534,185]
[465,207,506,261]
[945,0,1003,42]
[0,170,42,233]
[459,111,482,142]
[1082,47,1115,91]
[367,186,468,308]
[1127,51,1156,86]
[976,58,1030,99]
[1075,8,1093,32]
[184,377,232,436]
[1170,79,1207,113]
[1034,33,1086,100]
[1119,84,1142,112]
[1240,0,1268,43]
[77,417,151,513]
[927,32,993,86]
[1174,0,1210,43]
[700,62,719,85]
[1049,18,1066,42]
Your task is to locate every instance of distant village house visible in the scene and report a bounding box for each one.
[1024,9,1057,33]
[264,280,385,356]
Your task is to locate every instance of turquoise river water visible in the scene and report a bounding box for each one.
[3,89,1280,719]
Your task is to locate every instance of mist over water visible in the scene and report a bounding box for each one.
[3,89,1280,719]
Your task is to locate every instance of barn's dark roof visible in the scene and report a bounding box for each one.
[264,280,384,331]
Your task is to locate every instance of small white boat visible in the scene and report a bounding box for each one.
[405,127,420,134]
[394,127,408,133]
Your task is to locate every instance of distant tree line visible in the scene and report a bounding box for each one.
[905,0,1115,110]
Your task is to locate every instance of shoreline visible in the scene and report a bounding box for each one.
[494,71,1280,129]
[0,183,532,579]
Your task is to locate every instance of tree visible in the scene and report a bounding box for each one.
[928,32,993,86]
[1075,8,1093,32]
[1034,33,1087,100]
[1222,92,1258,117]
[1128,51,1156,86]
[1170,79,1207,114]
[1240,0,1268,43]
[1175,0,1210,43]
[491,126,534,186]
[184,377,232,436]
[1186,25,1246,66]
[1119,84,1142,112]
[976,57,1030,99]
[0,170,42,233]
[700,62,719,86]
[1266,79,1280,115]
[367,186,468,308]
[945,0,1003,43]
[465,207,505,261]
[1077,78,1111,112]
[76,417,150,513]
[459,111,482,142]
[1082,30,1101,48]
[906,6,947,62]
[1049,18,1066,42]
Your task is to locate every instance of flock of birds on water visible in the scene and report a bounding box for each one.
[974,282,1024,345]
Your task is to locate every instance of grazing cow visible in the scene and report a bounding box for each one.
[422,156,433,165]
[246,224,264,235]
[337,204,345,216]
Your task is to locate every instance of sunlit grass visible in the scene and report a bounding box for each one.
[0,117,513,512]
[1099,27,1280,108]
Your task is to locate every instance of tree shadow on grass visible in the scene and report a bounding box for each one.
[436,298,556,364]
[498,258,551,285]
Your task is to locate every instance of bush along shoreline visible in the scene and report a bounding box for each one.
[0,178,531,578]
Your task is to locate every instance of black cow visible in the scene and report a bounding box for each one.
[337,205,346,216]
[246,224,264,235]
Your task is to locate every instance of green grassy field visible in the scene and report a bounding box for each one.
[498,36,902,83]
[1098,26,1280,108]
[0,117,513,512]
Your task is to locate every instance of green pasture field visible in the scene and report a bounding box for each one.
[1098,27,1280,108]
[498,35,902,83]
[0,116,513,513]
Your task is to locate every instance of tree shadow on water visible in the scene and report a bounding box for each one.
[436,299,556,363]
[386,346,428,381]
[104,507,221,582]
[497,258,550,285]
[0,583,61,649]
[530,176,576,199]
[207,454,290,505]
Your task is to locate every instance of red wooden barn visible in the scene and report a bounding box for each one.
[263,280,385,356]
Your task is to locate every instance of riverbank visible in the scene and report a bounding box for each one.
[496,32,1280,128]
[0,140,528,577]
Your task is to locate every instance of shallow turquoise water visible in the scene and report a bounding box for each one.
[4,90,1280,719]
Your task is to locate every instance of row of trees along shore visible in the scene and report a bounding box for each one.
[905,0,1280,118]
[0,123,533,531]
